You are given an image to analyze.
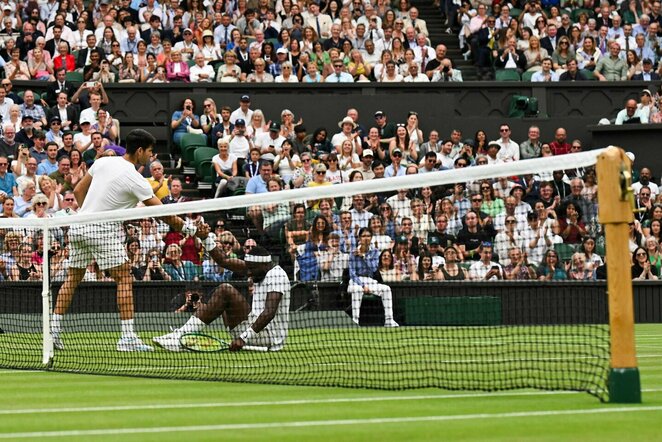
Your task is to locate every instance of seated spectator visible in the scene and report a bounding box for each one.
[275,61,299,83]
[536,249,568,280]
[118,52,140,83]
[261,177,291,238]
[576,36,600,71]
[393,234,417,280]
[615,98,649,124]
[416,251,441,281]
[557,201,587,244]
[469,242,503,280]
[12,243,41,280]
[285,203,310,254]
[325,58,354,82]
[494,36,526,75]
[558,58,587,82]
[632,246,659,280]
[503,247,536,280]
[317,232,349,282]
[568,252,595,280]
[375,249,400,282]
[531,57,559,82]
[368,215,394,251]
[431,58,463,82]
[212,137,238,198]
[348,228,398,326]
[594,41,627,81]
[5,47,30,80]
[170,98,200,147]
[439,245,468,281]
[162,243,199,281]
[166,50,190,82]
[246,57,274,83]
[0,155,16,197]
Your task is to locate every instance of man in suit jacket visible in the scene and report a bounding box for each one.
[631,59,662,80]
[76,34,106,69]
[47,91,79,132]
[305,1,332,39]
[140,15,173,43]
[540,24,559,54]
[403,7,428,37]
[476,19,500,69]
[494,37,527,72]
[43,68,77,107]
[44,25,65,58]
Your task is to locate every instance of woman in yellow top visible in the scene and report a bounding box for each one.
[347,49,371,82]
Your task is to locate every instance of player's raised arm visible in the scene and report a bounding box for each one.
[197,223,248,275]
[142,196,198,237]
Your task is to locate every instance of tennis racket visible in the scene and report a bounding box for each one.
[179,332,269,352]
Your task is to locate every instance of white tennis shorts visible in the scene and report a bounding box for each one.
[68,222,128,271]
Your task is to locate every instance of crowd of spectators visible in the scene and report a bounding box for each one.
[0,83,660,285]
[0,0,659,86]
[464,0,662,81]
[0,0,462,83]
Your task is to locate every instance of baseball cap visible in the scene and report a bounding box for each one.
[463,138,475,147]
[429,236,441,245]
[269,122,280,132]
[392,148,402,155]
[395,234,408,244]
[183,28,193,34]
[21,114,34,121]
[234,118,246,126]
[2,5,11,10]
[643,58,653,64]
[362,149,374,157]
[79,115,94,125]
[641,89,652,96]
[240,95,250,102]
[315,163,327,173]
[374,110,385,117]
[49,116,62,124]
[276,47,288,54]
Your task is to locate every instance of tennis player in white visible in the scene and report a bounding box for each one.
[153,226,291,352]
[51,129,198,352]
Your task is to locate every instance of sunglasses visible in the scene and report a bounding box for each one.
[35,202,47,206]
[64,198,75,201]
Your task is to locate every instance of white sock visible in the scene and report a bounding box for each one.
[121,319,137,339]
[177,316,206,335]
[51,314,63,333]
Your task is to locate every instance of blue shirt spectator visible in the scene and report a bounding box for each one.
[245,161,272,194]
[0,159,16,196]
[349,246,380,285]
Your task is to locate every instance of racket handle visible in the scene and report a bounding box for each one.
[243,345,269,352]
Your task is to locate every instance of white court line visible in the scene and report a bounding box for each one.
[2,406,662,439]
[1,389,661,416]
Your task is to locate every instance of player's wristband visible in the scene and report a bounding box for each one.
[240,327,256,343]
[204,234,217,252]
[182,219,197,236]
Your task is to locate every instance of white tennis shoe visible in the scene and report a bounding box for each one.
[52,331,64,350]
[152,332,184,352]
[117,336,154,352]
[385,319,399,328]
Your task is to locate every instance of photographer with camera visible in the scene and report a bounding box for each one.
[171,289,204,313]
[431,58,463,82]
[170,98,201,148]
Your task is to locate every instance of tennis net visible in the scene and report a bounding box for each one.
[0,148,612,400]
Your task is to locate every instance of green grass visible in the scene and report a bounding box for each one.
[0,324,660,441]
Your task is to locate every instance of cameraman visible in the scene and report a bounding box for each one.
[171,289,205,313]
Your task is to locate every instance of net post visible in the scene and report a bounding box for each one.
[596,146,641,404]
[41,220,53,366]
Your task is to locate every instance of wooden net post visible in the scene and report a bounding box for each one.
[596,146,641,403]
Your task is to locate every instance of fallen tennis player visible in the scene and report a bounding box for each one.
[153,225,291,352]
